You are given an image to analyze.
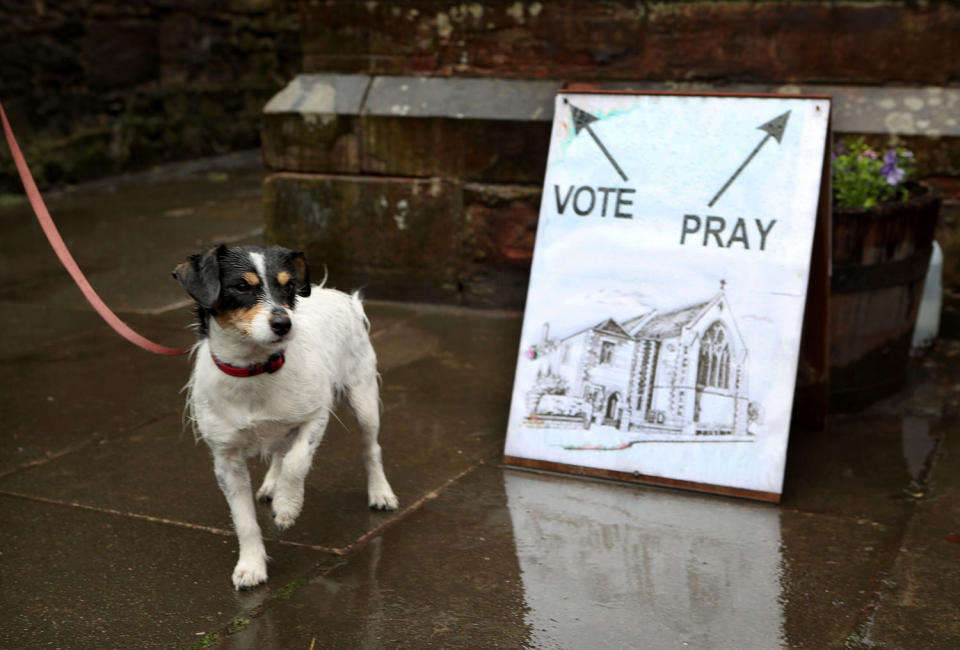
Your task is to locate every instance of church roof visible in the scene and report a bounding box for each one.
[632,300,712,340]
[551,291,725,345]
[593,318,632,338]
[621,311,655,334]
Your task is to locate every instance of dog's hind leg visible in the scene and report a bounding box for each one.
[213,448,268,589]
[346,372,399,511]
[271,415,329,530]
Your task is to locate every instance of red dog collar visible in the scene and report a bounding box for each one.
[212,350,285,377]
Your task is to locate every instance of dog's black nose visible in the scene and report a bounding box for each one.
[269,312,291,337]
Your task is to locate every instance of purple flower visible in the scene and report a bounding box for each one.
[883,149,898,164]
[881,162,905,186]
[835,141,846,155]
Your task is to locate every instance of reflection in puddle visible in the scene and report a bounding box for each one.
[901,415,937,480]
[505,471,784,649]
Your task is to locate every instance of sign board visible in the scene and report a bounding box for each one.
[503,91,831,502]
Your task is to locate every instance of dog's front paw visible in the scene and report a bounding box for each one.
[232,557,267,590]
[273,511,296,530]
[368,484,399,511]
[272,500,301,531]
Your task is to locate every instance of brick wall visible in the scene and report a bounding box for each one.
[300,0,959,84]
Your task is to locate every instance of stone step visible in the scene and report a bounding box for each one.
[262,75,558,183]
[264,172,540,307]
[262,74,960,182]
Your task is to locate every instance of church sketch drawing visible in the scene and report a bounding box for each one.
[522,283,759,439]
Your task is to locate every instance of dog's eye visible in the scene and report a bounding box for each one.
[233,280,251,292]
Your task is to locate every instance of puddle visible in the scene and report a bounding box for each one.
[504,470,784,649]
[901,414,938,480]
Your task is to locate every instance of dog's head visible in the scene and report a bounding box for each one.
[173,245,311,345]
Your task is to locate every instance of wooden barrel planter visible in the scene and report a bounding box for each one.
[829,184,940,412]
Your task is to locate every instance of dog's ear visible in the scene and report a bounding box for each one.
[287,249,311,298]
[172,245,225,309]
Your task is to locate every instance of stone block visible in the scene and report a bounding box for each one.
[363,75,558,123]
[261,74,370,173]
[359,76,555,183]
[262,75,556,182]
[261,111,361,174]
[358,115,549,183]
[264,173,462,302]
[460,182,542,309]
[263,172,545,307]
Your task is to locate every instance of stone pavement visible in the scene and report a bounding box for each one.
[1,155,958,649]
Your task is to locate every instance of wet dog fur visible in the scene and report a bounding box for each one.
[173,244,398,589]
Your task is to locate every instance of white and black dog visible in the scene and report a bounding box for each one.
[173,244,398,589]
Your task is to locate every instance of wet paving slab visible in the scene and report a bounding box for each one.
[221,466,532,650]
[862,415,960,648]
[0,159,266,313]
[781,413,926,526]
[2,156,959,648]
[0,494,335,649]
[0,308,193,475]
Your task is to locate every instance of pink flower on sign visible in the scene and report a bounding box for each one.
[526,345,538,360]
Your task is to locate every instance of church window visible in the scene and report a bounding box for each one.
[600,341,615,364]
[697,322,731,390]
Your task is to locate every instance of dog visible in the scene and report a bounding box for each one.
[173,244,398,589]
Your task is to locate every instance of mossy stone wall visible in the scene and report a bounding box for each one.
[0,0,300,193]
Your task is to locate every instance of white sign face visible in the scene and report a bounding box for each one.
[504,92,830,500]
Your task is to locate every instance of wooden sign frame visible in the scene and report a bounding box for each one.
[503,90,832,502]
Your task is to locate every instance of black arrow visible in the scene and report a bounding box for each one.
[708,110,790,208]
[564,98,628,182]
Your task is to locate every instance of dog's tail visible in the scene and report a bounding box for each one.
[316,264,329,289]
[350,290,371,333]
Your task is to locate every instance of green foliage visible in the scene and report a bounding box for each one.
[832,137,916,210]
[273,577,308,599]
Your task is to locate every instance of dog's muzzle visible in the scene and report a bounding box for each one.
[269,309,291,337]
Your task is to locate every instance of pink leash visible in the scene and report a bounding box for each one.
[1,99,188,356]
